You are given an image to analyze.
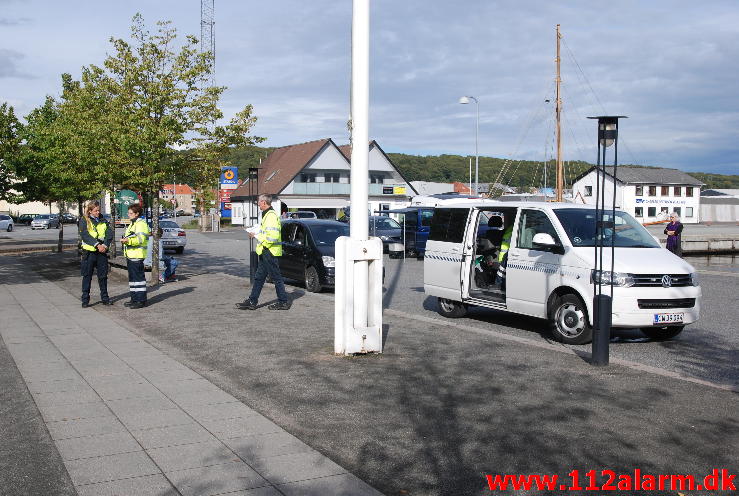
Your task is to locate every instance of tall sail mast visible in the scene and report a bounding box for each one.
[555,24,564,202]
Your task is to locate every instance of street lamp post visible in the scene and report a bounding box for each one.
[459,95,479,195]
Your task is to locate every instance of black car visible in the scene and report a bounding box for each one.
[60,213,78,224]
[368,216,402,252]
[279,219,349,292]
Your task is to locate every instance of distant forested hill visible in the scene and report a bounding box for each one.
[225,146,739,190]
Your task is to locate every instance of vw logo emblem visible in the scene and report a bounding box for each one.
[661,275,672,288]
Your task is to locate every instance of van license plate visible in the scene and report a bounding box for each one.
[653,313,684,324]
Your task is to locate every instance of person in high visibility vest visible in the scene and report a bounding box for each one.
[120,204,150,309]
[495,215,515,291]
[78,201,114,308]
[237,194,290,310]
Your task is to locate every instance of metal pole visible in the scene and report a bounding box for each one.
[349,0,370,329]
[475,99,479,195]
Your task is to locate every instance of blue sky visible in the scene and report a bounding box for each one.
[1,0,738,176]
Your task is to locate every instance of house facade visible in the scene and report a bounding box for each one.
[572,167,704,224]
[229,139,417,225]
[160,184,196,214]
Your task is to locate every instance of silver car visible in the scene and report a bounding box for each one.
[0,214,14,232]
[31,214,61,229]
[160,220,187,253]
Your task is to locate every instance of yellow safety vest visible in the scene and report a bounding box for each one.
[81,218,108,252]
[123,217,150,259]
[256,209,282,256]
[498,226,513,262]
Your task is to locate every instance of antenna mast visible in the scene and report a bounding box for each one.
[201,0,215,88]
[555,24,564,202]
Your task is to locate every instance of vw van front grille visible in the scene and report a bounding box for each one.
[637,298,695,309]
[632,274,692,287]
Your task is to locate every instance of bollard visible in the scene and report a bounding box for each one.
[591,294,611,366]
[249,251,258,284]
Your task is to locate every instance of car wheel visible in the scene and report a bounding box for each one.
[175,247,184,254]
[437,297,467,318]
[7,224,12,232]
[641,325,684,340]
[56,223,61,229]
[46,224,50,229]
[550,293,593,345]
[304,266,322,293]
[407,248,418,258]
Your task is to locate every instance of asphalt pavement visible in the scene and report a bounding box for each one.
[3,250,737,496]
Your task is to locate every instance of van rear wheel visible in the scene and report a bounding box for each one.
[437,298,467,318]
[641,325,684,340]
[550,293,593,345]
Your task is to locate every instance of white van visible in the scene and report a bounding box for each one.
[423,200,701,344]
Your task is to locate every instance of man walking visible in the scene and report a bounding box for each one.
[237,194,291,310]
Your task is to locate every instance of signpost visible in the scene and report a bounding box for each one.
[219,167,238,219]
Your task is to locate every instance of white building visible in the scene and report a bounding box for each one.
[572,166,704,224]
[229,138,417,224]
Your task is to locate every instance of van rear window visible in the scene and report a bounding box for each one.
[429,208,469,243]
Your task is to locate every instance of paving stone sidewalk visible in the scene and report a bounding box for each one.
[0,271,382,496]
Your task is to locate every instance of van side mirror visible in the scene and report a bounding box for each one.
[532,233,564,254]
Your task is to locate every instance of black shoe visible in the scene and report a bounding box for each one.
[268,301,291,311]
[237,299,258,310]
[81,302,89,308]
[129,302,146,309]
[101,300,113,306]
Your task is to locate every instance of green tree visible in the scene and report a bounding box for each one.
[0,103,23,202]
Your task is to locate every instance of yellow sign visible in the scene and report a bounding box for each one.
[393,186,406,195]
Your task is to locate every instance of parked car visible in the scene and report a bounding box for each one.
[176,209,185,216]
[368,216,402,253]
[279,219,349,292]
[0,214,14,232]
[17,214,37,225]
[286,211,317,219]
[60,213,78,224]
[31,214,61,229]
[383,207,435,258]
[159,220,187,253]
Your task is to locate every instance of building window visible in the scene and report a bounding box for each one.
[661,186,669,196]
[648,186,657,196]
[660,207,669,217]
[674,186,681,196]
[686,207,694,217]
[635,185,643,196]
[584,186,592,197]
[674,207,681,217]
[325,173,340,183]
[635,207,643,217]
[370,174,384,184]
[686,187,694,197]
[648,207,656,217]
[299,173,316,183]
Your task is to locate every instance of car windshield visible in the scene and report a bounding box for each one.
[160,221,179,228]
[308,224,350,245]
[554,208,660,248]
[370,217,400,230]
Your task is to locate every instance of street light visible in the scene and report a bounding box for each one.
[459,95,479,195]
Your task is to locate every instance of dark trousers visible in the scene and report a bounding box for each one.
[249,251,288,304]
[126,259,147,303]
[81,251,109,303]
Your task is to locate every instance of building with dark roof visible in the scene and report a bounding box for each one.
[572,166,704,223]
[229,138,417,224]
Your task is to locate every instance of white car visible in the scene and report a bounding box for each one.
[424,200,701,344]
[0,214,14,232]
[159,220,187,253]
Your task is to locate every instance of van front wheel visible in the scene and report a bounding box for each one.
[437,298,467,318]
[550,293,593,345]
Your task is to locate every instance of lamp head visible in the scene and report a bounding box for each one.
[458,96,470,104]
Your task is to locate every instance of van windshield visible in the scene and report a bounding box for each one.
[553,209,660,248]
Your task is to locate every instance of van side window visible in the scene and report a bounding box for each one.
[429,208,469,243]
[517,210,560,250]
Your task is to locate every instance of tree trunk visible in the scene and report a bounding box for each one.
[57,200,64,253]
[151,193,160,284]
[199,194,207,232]
[109,188,117,258]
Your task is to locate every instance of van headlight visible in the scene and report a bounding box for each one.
[591,270,635,287]
[690,272,700,287]
[322,256,335,268]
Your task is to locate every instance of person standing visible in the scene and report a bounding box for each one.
[121,204,150,309]
[79,201,114,308]
[237,194,290,310]
[664,212,683,256]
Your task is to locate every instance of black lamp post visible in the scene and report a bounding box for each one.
[587,115,627,366]
[247,167,260,284]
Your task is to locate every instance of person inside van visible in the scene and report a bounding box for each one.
[494,213,515,290]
